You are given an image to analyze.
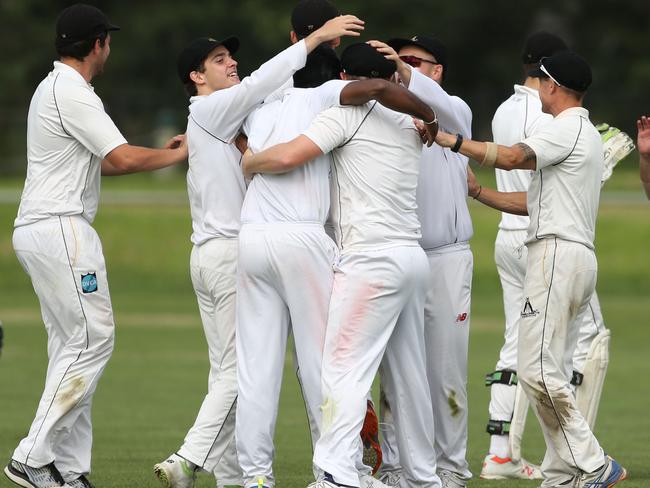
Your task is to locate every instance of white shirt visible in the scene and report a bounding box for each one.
[240,80,347,225]
[304,102,422,253]
[407,69,473,251]
[523,107,603,249]
[15,62,127,227]
[186,40,307,245]
[492,85,551,231]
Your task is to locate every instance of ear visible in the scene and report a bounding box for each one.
[290,31,299,44]
[189,70,205,86]
[340,71,347,80]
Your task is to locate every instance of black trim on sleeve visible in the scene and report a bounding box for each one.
[551,117,583,166]
[337,102,377,148]
[53,73,72,137]
[189,114,229,144]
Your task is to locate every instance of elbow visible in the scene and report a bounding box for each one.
[366,79,389,99]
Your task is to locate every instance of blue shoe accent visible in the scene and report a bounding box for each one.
[582,457,627,488]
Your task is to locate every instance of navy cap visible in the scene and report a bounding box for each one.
[341,42,396,79]
[177,36,239,84]
[387,34,447,72]
[528,51,592,93]
[56,4,119,46]
[291,0,339,38]
[522,31,568,65]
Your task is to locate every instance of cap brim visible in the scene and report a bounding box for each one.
[219,36,240,56]
[107,23,120,32]
[387,37,419,54]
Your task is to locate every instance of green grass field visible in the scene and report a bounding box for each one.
[1,167,648,487]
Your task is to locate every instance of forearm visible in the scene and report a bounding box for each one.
[436,132,536,170]
[474,186,528,215]
[104,144,186,175]
[244,144,295,175]
[640,152,650,199]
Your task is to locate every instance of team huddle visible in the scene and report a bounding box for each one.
[5,2,634,488]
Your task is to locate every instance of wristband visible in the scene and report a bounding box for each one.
[424,115,438,125]
[473,185,482,200]
[482,142,498,167]
[451,133,463,153]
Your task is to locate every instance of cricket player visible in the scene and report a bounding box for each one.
[368,35,473,488]
[152,14,365,488]
[435,51,627,488]
[5,5,188,488]
[242,42,441,488]
[236,42,439,488]
[639,116,650,199]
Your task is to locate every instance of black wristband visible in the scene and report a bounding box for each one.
[451,133,463,153]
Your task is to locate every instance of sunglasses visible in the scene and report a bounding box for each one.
[399,55,439,68]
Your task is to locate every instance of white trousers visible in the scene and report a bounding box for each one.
[380,246,473,480]
[488,230,605,454]
[314,246,439,488]
[12,216,115,482]
[177,238,241,484]
[235,223,337,487]
[518,238,604,484]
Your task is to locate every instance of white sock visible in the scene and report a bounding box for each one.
[488,434,510,459]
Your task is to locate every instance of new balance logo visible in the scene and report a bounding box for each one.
[520,297,539,318]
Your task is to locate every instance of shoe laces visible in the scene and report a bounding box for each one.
[19,462,66,488]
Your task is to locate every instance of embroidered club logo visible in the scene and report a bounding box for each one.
[81,273,98,294]
[520,297,539,318]
[456,312,468,323]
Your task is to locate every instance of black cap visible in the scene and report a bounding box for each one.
[528,51,592,93]
[291,0,339,38]
[56,4,120,46]
[521,31,568,65]
[387,34,447,71]
[341,43,396,79]
[177,36,239,84]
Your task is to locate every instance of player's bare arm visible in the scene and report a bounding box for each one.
[637,115,650,199]
[467,166,528,215]
[242,135,323,177]
[303,15,365,53]
[340,79,437,145]
[101,134,187,176]
[435,131,537,170]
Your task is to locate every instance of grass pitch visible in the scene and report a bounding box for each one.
[0,170,648,487]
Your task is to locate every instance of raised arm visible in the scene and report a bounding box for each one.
[436,130,537,171]
[638,116,650,199]
[242,135,323,177]
[340,79,438,145]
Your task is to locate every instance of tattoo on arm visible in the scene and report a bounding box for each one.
[515,143,536,163]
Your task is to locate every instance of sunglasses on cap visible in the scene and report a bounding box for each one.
[399,55,439,68]
[540,63,562,87]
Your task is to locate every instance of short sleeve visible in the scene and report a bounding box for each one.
[314,80,350,111]
[57,84,126,158]
[303,106,353,154]
[522,116,583,170]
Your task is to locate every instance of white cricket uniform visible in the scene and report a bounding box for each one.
[304,101,439,488]
[175,40,309,481]
[488,86,606,458]
[11,61,126,481]
[517,106,605,485]
[379,68,474,481]
[235,80,347,487]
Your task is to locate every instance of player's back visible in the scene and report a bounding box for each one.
[305,102,422,253]
[492,85,551,230]
[242,81,345,225]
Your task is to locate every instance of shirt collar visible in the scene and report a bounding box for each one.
[53,61,93,89]
[555,106,589,119]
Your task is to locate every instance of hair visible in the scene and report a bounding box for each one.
[293,45,341,88]
[56,31,107,61]
[183,58,210,97]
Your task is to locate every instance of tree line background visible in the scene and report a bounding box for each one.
[1,0,648,175]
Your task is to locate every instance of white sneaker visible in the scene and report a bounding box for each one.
[66,476,94,488]
[376,471,401,488]
[306,479,338,488]
[4,460,70,488]
[359,474,391,488]
[437,469,467,488]
[480,454,543,480]
[575,456,627,488]
[154,454,197,488]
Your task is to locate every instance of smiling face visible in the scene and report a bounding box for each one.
[191,45,239,95]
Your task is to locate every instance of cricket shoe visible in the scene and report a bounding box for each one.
[4,459,70,488]
[66,476,94,488]
[361,401,382,475]
[376,470,401,488]
[575,456,627,488]
[154,453,197,488]
[480,454,542,480]
[245,476,272,488]
[437,469,467,488]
